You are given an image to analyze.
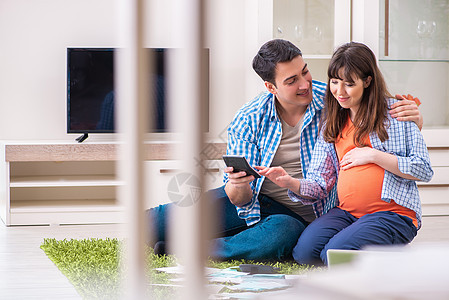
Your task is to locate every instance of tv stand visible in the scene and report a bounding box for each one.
[0,141,227,226]
[75,133,89,143]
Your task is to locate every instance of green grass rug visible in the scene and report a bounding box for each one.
[41,238,313,299]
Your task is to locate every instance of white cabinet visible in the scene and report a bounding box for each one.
[352,0,449,128]
[261,0,351,82]
[0,142,123,226]
[354,0,449,216]
[377,0,449,128]
[6,161,122,226]
[144,160,225,209]
[417,131,449,216]
[0,142,226,226]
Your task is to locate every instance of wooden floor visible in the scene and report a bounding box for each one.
[0,216,448,299]
[0,223,125,299]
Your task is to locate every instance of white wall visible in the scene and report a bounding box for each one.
[0,0,266,142]
[0,0,117,141]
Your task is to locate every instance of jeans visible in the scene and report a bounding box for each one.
[293,207,418,265]
[146,185,308,261]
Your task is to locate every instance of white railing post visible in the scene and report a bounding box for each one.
[116,0,151,298]
[168,0,209,299]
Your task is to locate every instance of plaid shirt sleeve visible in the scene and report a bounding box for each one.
[288,132,339,208]
[374,98,434,229]
[371,100,433,182]
[223,92,281,226]
[395,120,433,182]
[224,117,262,225]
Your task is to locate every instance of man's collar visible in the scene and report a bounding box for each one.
[268,92,280,122]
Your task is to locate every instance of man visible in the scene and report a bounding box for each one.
[147,39,422,261]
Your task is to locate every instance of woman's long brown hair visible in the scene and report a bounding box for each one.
[322,42,391,146]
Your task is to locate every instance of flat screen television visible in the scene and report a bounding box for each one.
[67,47,209,136]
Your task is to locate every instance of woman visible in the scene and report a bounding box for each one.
[256,42,433,265]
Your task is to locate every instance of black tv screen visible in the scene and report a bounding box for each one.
[67,48,209,134]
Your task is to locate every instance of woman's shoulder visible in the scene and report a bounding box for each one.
[386,96,398,107]
[383,97,421,137]
[385,97,403,124]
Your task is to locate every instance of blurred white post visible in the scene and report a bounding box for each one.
[116,0,150,298]
[168,0,209,299]
[334,0,352,47]
[352,0,380,56]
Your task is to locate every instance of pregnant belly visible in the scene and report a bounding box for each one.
[337,163,385,215]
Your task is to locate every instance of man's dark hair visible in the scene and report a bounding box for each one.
[252,39,302,86]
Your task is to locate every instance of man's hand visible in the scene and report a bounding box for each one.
[225,167,255,187]
[390,94,423,130]
[224,167,255,207]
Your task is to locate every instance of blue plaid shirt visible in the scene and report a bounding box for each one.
[288,97,433,229]
[224,80,337,226]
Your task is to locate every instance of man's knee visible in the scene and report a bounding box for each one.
[205,185,227,200]
[263,215,306,248]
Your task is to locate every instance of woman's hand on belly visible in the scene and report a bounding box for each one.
[340,147,376,170]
